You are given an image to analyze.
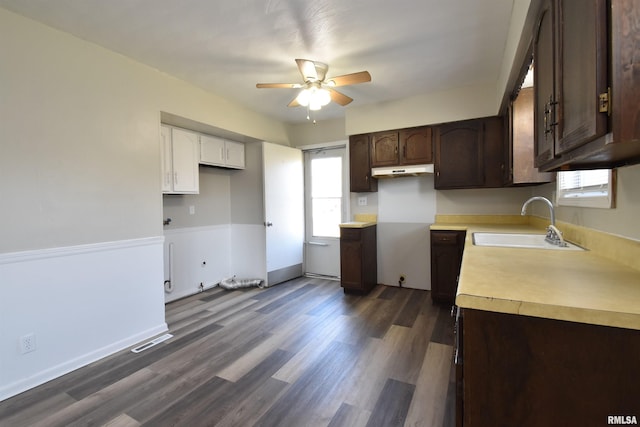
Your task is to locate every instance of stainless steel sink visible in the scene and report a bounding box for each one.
[472,232,585,251]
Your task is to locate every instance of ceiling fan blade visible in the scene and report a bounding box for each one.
[288,96,301,107]
[296,58,320,81]
[256,83,302,89]
[329,89,353,106]
[326,71,371,87]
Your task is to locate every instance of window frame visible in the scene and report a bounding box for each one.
[556,169,616,209]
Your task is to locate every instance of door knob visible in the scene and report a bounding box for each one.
[265,222,273,227]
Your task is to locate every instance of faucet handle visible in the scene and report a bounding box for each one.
[546,225,566,247]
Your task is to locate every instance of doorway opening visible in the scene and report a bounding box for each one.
[303,145,348,279]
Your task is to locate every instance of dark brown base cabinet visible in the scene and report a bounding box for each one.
[460,309,640,426]
[430,230,466,304]
[340,225,377,294]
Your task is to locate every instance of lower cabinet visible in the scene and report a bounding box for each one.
[340,225,377,293]
[430,230,466,304]
[460,309,640,426]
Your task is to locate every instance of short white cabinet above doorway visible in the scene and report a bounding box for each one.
[161,125,200,194]
[200,135,245,169]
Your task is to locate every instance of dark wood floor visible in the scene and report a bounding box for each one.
[0,277,456,427]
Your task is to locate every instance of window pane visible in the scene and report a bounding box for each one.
[311,157,342,198]
[557,169,613,208]
[559,169,609,190]
[310,155,343,238]
[312,198,341,237]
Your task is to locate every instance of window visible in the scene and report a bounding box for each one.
[556,169,615,208]
[309,155,343,238]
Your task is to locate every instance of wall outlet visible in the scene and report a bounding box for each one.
[358,196,368,206]
[20,333,36,354]
[189,205,195,215]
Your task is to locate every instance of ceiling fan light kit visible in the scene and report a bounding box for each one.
[256,59,371,120]
[296,86,331,110]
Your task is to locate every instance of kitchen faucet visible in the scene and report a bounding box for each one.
[521,196,566,247]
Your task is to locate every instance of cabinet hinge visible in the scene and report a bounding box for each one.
[599,87,611,116]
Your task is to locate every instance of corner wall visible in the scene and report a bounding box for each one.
[0,7,286,400]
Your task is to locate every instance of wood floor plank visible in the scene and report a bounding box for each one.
[214,377,289,427]
[404,342,454,427]
[271,313,352,383]
[0,391,76,427]
[327,402,372,427]
[66,323,223,400]
[254,340,361,427]
[103,413,141,427]
[29,368,161,427]
[0,280,457,427]
[394,289,430,327]
[365,378,415,427]
[184,349,293,426]
[140,376,233,427]
[216,312,310,381]
[430,305,455,346]
[387,311,439,385]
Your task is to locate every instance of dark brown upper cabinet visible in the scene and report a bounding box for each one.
[534,0,640,171]
[349,133,378,192]
[370,131,399,167]
[370,126,433,168]
[507,86,555,185]
[399,127,433,165]
[434,116,505,189]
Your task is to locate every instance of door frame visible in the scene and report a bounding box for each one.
[301,141,350,278]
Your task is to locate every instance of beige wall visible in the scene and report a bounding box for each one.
[345,83,499,135]
[0,7,287,253]
[287,118,347,147]
[532,164,640,241]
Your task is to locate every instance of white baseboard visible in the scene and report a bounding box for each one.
[0,323,167,402]
[0,236,166,402]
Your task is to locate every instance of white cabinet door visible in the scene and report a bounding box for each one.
[168,128,199,194]
[200,135,245,169]
[199,135,226,166]
[160,125,173,193]
[225,140,245,169]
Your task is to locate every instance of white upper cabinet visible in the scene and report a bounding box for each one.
[224,140,245,169]
[200,134,245,169]
[160,125,200,194]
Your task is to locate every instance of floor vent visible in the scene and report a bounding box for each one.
[131,333,173,353]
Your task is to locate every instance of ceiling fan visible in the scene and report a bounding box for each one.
[256,59,371,111]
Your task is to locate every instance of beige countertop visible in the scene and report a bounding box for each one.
[339,221,377,228]
[340,213,377,228]
[431,220,640,331]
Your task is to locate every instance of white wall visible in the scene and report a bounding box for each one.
[436,186,536,215]
[376,177,437,290]
[0,7,287,401]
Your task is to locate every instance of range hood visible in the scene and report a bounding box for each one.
[371,164,434,178]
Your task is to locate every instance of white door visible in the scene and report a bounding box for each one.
[263,142,304,286]
[304,146,348,278]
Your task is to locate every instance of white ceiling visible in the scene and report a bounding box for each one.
[0,0,515,124]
